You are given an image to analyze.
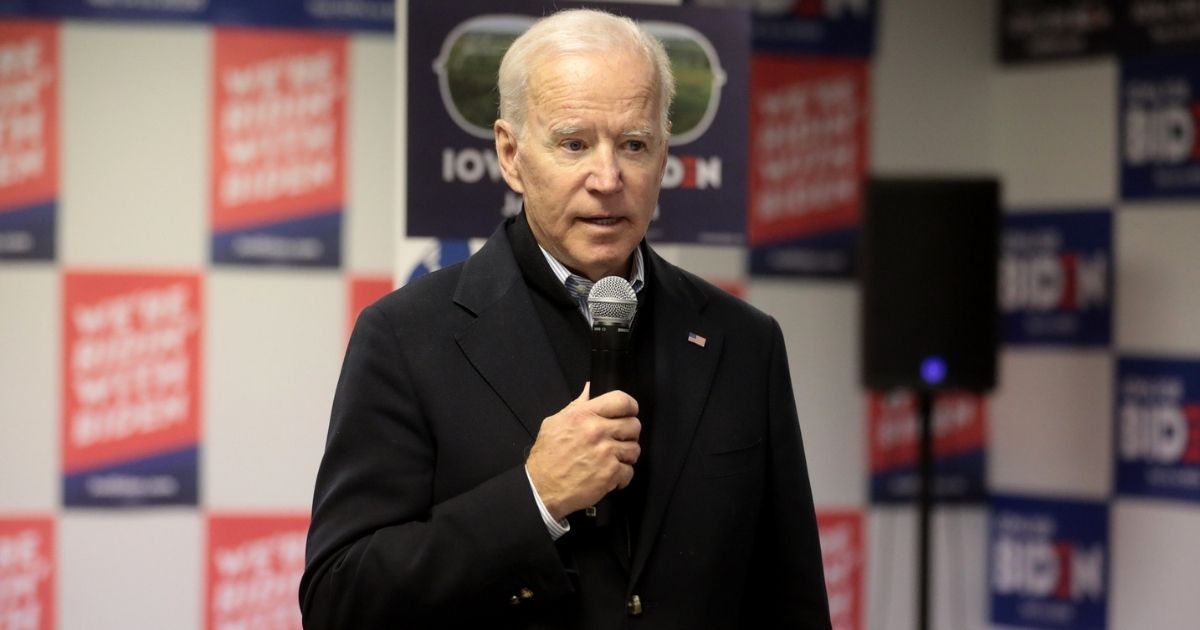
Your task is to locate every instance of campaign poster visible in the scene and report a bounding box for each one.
[206,514,309,630]
[347,274,393,339]
[998,0,1116,63]
[1120,55,1200,200]
[1000,210,1112,347]
[989,494,1109,630]
[0,21,56,262]
[11,1,393,31]
[688,0,877,57]
[1118,0,1200,55]
[816,510,864,630]
[747,55,868,279]
[20,0,208,22]
[62,271,202,507]
[1115,356,1200,504]
[406,0,749,245]
[0,517,54,630]
[868,390,987,504]
[207,0,395,32]
[212,29,346,267]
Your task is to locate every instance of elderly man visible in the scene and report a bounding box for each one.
[301,8,830,629]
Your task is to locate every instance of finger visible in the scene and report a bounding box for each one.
[614,440,641,465]
[608,417,642,442]
[577,381,591,402]
[586,389,639,419]
[614,463,635,490]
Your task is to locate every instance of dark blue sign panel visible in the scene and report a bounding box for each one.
[999,0,1116,63]
[1118,0,1200,55]
[406,0,750,244]
[990,494,1109,630]
[749,228,857,278]
[1001,210,1112,347]
[1115,356,1200,503]
[1120,55,1200,200]
[688,0,876,57]
[5,0,394,31]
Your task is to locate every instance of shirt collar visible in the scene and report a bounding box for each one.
[538,246,645,295]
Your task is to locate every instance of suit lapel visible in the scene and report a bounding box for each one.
[453,224,572,438]
[630,250,723,586]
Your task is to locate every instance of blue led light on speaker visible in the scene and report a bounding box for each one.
[921,356,947,386]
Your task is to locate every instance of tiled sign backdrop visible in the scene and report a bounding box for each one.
[1,1,1200,628]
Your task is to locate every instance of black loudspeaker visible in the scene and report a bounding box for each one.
[860,177,1000,392]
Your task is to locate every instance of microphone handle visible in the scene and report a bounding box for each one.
[586,321,632,528]
[589,321,631,398]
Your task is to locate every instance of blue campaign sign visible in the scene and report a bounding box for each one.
[1115,356,1200,504]
[9,0,394,31]
[1117,0,1200,55]
[208,0,394,33]
[998,0,1116,64]
[688,0,876,57]
[749,228,857,279]
[1000,210,1112,347]
[989,494,1109,630]
[404,239,471,284]
[406,0,749,245]
[1120,54,1200,200]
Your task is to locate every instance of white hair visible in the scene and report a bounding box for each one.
[497,9,676,137]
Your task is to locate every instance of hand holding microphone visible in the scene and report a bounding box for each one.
[525,277,640,521]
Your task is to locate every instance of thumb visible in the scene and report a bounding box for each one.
[578,381,591,401]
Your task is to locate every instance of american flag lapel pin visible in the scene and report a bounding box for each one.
[687,332,707,348]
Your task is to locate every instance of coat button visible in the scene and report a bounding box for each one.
[509,595,520,605]
[627,594,643,616]
[519,587,534,600]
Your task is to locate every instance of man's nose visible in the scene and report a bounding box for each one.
[585,147,622,194]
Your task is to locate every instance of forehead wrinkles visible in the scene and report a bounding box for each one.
[527,54,658,127]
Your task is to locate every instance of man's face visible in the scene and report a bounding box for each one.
[495,50,668,281]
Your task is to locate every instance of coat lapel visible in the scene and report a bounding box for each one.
[630,249,724,586]
[453,224,572,438]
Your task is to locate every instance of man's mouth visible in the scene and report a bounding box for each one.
[582,217,621,226]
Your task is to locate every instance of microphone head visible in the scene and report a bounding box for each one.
[587,276,637,326]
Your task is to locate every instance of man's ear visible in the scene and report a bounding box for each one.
[494,119,525,195]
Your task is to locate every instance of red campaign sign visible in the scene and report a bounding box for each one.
[206,515,309,630]
[747,55,868,246]
[0,517,55,630]
[867,390,987,473]
[0,21,57,212]
[347,275,393,340]
[817,510,864,630]
[212,29,346,233]
[62,271,202,474]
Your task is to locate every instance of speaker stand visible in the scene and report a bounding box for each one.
[917,388,935,630]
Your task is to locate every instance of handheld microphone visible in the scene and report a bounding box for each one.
[582,276,638,528]
[586,276,638,398]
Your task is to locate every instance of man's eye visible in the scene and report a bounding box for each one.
[563,140,585,152]
[626,140,645,152]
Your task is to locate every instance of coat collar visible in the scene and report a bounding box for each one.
[452,218,573,439]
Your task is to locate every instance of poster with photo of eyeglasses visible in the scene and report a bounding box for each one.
[405,0,750,246]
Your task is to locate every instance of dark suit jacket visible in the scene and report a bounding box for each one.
[300,218,831,629]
